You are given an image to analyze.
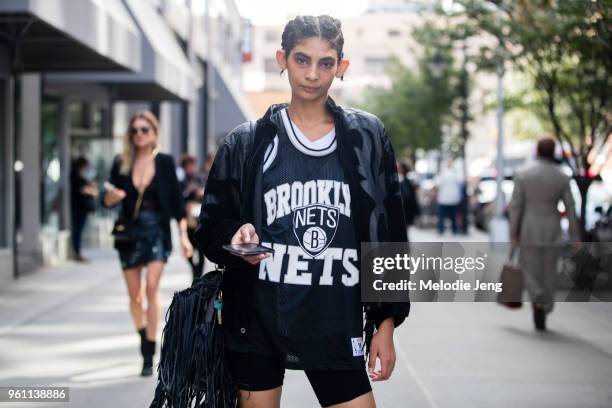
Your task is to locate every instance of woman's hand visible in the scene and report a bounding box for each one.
[104,187,126,207]
[181,235,193,258]
[367,318,396,381]
[81,184,99,197]
[230,223,270,265]
[178,218,193,258]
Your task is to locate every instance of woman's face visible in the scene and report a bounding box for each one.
[277,37,349,101]
[130,118,156,150]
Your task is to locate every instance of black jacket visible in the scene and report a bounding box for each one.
[104,153,186,252]
[195,97,410,342]
[70,172,95,217]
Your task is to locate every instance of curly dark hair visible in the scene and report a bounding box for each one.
[281,15,345,61]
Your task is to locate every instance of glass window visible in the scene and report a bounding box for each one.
[70,102,85,129]
[69,101,112,185]
[41,97,62,232]
[69,101,114,248]
[365,57,390,75]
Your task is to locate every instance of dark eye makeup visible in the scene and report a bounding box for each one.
[292,52,336,70]
[294,54,309,65]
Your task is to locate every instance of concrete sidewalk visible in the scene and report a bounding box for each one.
[409,226,490,242]
[0,249,193,408]
[1,229,611,407]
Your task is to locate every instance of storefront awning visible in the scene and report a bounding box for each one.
[47,0,199,102]
[0,0,141,72]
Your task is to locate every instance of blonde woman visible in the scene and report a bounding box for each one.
[103,111,193,376]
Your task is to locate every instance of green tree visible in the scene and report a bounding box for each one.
[446,0,611,236]
[413,20,476,158]
[359,11,463,159]
[359,16,475,163]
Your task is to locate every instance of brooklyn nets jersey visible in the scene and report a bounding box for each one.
[252,108,364,370]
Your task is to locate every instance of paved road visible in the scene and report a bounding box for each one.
[0,228,611,407]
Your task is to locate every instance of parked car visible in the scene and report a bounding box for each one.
[472,175,514,232]
[562,180,612,241]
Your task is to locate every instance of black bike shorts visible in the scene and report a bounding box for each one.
[227,351,372,407]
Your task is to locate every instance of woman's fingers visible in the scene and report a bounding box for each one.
[183,241,193,258]
[112,189,126,203]
[242,253,270,265]
[367,335,396,381]
[367,344,379,379]
[232,223,259,245]
[241,223,257,243]
[379,355,392,380]
[238,225,248,243]
[229,224,270,263]
[371,352,395,381]
[106,189,125,206]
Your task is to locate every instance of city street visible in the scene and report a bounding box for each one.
[1,228,611,407]
[0,0,609,407]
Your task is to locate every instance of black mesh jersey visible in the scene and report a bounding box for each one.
[247,108,364,370]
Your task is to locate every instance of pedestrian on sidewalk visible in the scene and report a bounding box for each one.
[435,160,462,234]
[509,137,580,331]
[397,161,421,235]
[102,111,193,376]
[196,15,409,408]
[179,154,205,281]
[70,157,98,262]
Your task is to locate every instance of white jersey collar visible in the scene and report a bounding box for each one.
[281,108,337,156]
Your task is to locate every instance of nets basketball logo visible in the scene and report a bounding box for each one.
[292,204,339,257]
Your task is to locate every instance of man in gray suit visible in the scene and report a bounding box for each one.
[509,137,580,331]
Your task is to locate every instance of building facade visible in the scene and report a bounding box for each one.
[0,0,251,282]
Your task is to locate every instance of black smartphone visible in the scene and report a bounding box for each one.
[222,243,275,256]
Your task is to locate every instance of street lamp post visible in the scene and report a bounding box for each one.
[430,46,471,234]
[428,51,446,80]
[458,41,470,234]
[489,3,510,242]
[428,50,448,184]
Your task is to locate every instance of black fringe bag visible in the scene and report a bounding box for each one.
[150,268,238,408]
